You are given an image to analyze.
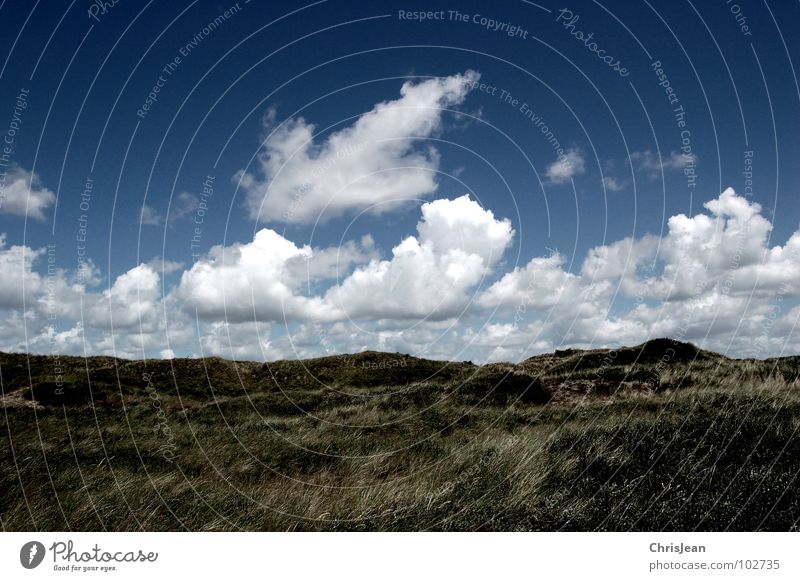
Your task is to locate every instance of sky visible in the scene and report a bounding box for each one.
[0,0,798,362]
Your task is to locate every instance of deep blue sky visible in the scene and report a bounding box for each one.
[1,0,798,360]
[2,0,797,272]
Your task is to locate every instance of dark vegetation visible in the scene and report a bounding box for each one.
[2,338,799,531]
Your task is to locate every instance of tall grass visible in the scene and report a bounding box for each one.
[2,343,799,531]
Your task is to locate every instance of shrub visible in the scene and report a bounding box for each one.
[459,365,551,405]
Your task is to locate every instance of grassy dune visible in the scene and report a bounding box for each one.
[2,339,800,531]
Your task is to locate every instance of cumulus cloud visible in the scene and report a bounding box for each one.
[85,264,163,329]
[473,188,800,359]
[478,253,581,311]
[1,187,800,362]
[580,235,659,295]
[0,234,45,308]
[0,242,190,358]
[0,166,56,221]
[328,195,514,320]
[415,196,514,267]
[178,228,337,323]
[545,148,586,185]
[284,235,377,286]
[634,189,785,300]
[236,71,480,223]
[178,195,512,325]
[199,320,274,360]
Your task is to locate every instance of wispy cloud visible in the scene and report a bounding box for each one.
[140,205,163,226]
[602,176,627,192]
[140,191,201,227]
[630,150,697,178]
[545,148,586,185]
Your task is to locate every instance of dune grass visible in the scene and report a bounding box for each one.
[2,341,800,531]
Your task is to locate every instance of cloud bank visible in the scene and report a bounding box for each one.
[2,188,799,362]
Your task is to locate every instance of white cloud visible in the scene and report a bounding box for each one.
[140,205,163,226]
[1,187,800,361]
[635,188,782,300]
[86,264,163,329]
[277,317,472,362]
[478,253,580,311]
[416,196,514,267]
[0,234,43,308]
[144,256,185,275]
[602,176,626,192]
[328,195,513,321]
[236,71,480,223]
[0,239,195,357]
[284,235,377,286]
[473,188,800,359]
[178,195,512,325]
[545,148,586,185]
[199,320,274,360]
[177,228,350,323]
[580,235,659,295]
[34,323,85,353]
[168,191,199,222]
[630,150,697,178]
[0,166,56,221]
[483,187,787,316]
